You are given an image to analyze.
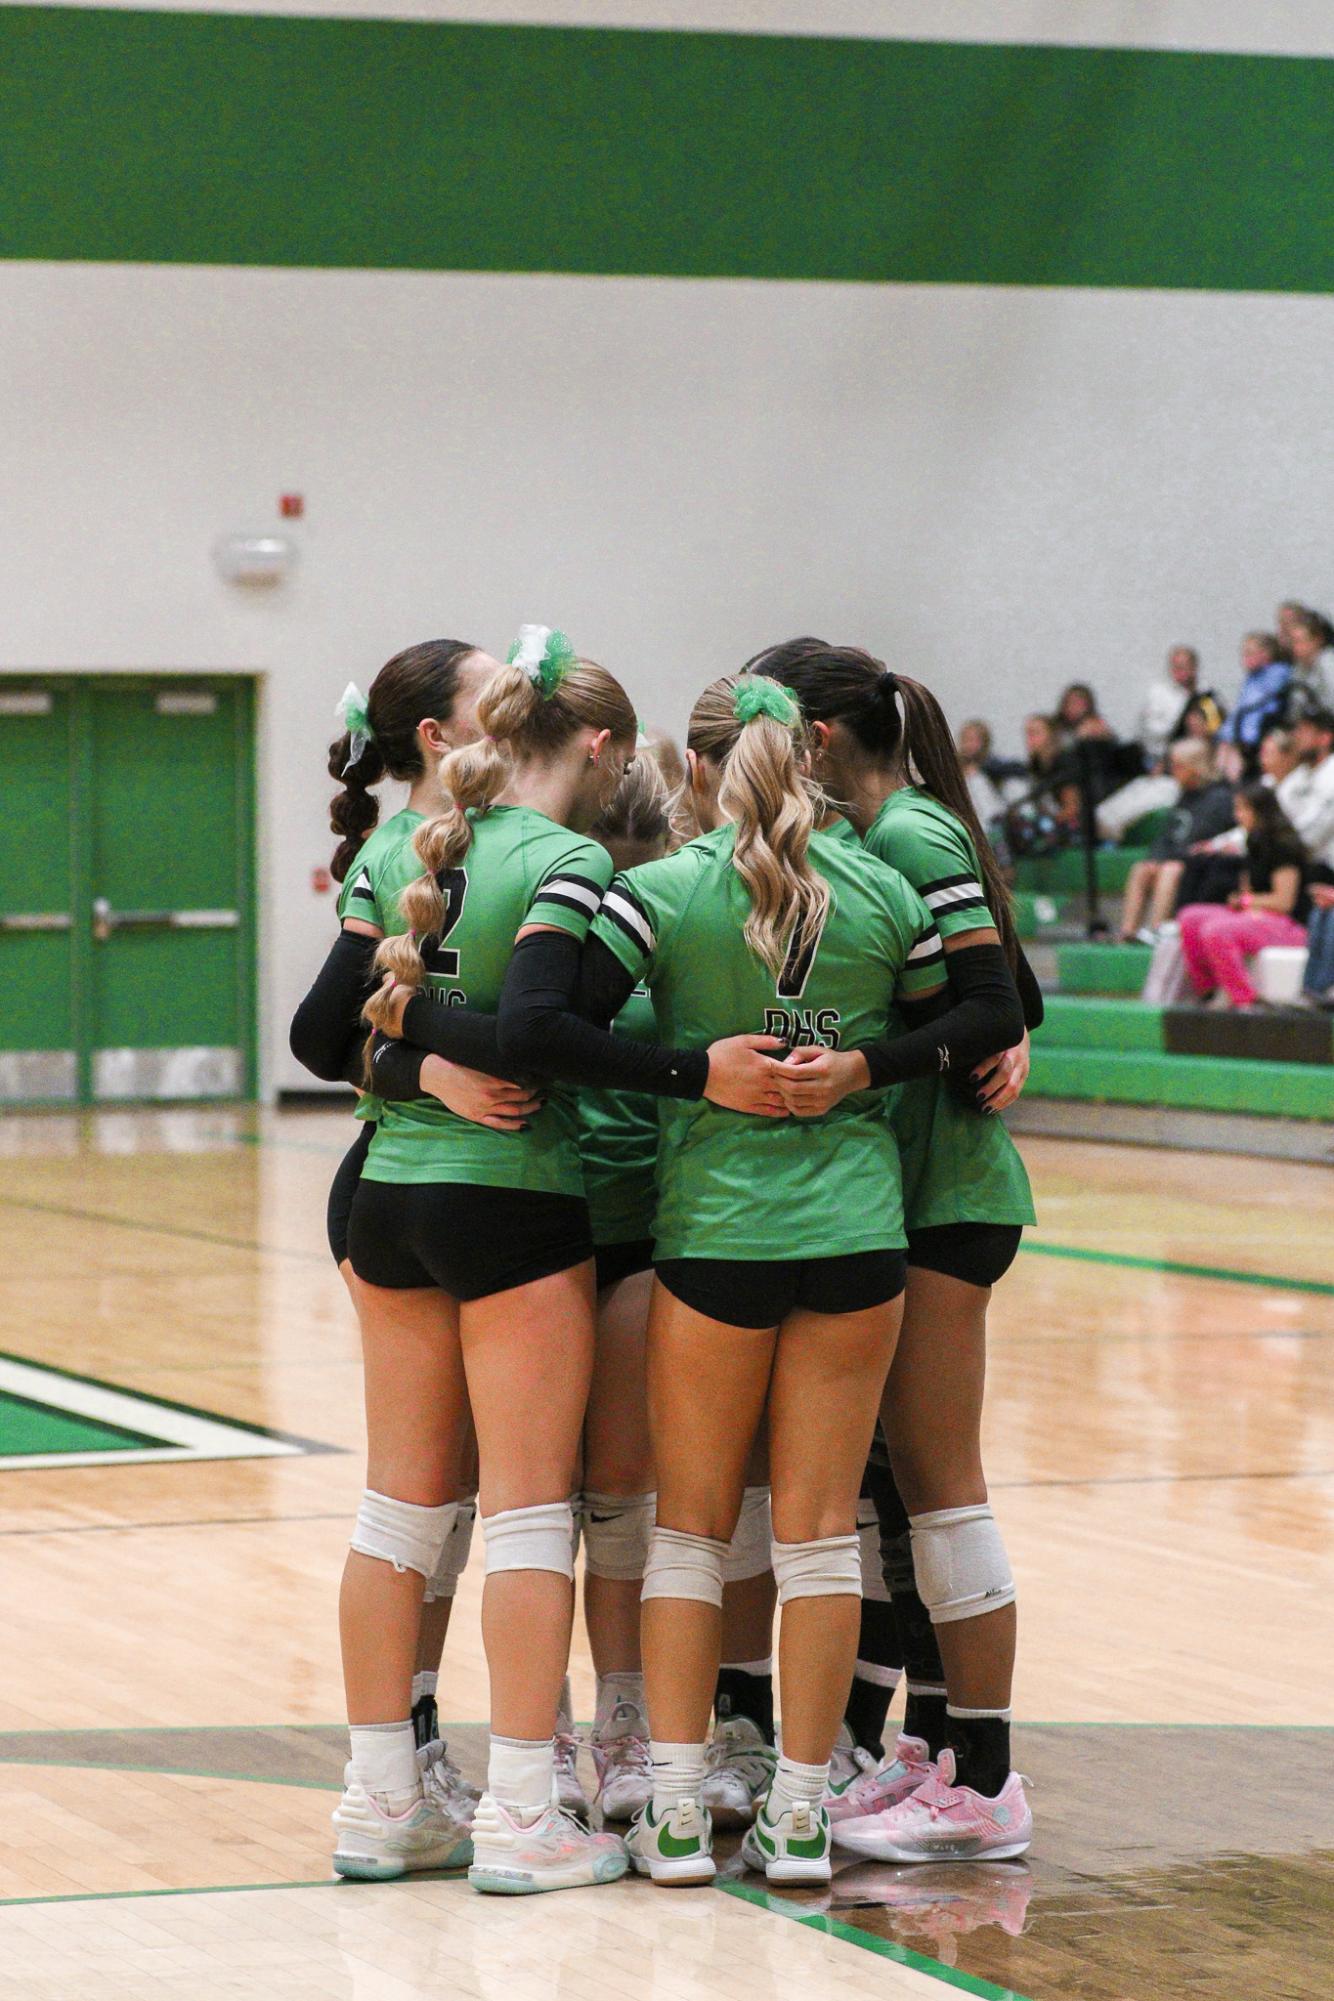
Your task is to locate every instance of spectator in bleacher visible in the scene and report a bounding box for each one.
[1276,600,1307,662]
[1259,725,1301,789]
[1284,610,1334,723]
[1054,681,1141,813]
[1276,709,1334,876]
[1055,681,1115,746]
[1299,882,1334,1008]
[1004,712,1080,854]
[1115,741,1235,943]
[1171,727,1295,910]
[1177,786,1310,1009]
[1096,647,1227,844]
[1217,633,1291,777]
[955,718,1009,829]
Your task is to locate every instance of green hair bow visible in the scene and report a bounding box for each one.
[508,623,578,699]
[335,681,375,773]
[733,676,801,729]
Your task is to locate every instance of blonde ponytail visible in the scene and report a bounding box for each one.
[363,642,636,1031]
[688,675,829,978]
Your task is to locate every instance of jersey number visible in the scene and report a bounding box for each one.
[776,906,829,1001]
[424,869,469,980]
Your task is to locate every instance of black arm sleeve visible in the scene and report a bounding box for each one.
[497,932,709,1098]
[856,943,1026,1092]
[367,1034,427,1102]
[394,994,513,1080]
[1013,943,1045,1032]
[288,928,380,1086]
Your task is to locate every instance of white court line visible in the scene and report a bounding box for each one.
[0,1357,303,1468]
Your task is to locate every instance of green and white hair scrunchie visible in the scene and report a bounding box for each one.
[508,623,578,700]
[733,674,802,729]
[335,681,375,773]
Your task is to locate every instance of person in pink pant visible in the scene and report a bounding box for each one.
[1177,784,1310,1007]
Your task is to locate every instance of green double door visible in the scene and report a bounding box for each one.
[1,676,257,1105]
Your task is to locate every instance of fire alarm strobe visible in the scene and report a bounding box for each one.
[280,494,305,518]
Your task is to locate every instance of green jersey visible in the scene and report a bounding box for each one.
[337,808,425,932]
[863,789,1036,1230]
[578,988,660,1247]
[592,823,944,1261]
[362,804,613,1193]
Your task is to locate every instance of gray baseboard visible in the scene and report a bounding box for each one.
[1008,1097,1334,1165]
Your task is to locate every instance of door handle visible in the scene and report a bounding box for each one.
[91,899,239,941]
[0,912,72,933]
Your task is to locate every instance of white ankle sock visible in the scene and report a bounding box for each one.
[488,1734,554,1814]
[349,1721,419,1803]
[721,1656,772,1676]
[768,1754,829,1818]
[650,1739,706,1813]
[594,1670,645,1734]
[410,1669,439,1710]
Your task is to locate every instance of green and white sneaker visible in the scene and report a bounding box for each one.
[624,1797,716,1886]
[741,1794,833,1885]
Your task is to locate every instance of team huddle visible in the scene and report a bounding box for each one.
[289,629,1043,1895]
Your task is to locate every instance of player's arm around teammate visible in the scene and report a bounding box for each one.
[754,641,1042,1862]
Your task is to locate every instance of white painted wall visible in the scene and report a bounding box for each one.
[4,258,1333,1093]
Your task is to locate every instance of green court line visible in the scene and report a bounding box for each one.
[1020,1239,1334,1298]
[0,1878,341,1910]
[0,1346,335,1456]
[719,1879,1031,2001]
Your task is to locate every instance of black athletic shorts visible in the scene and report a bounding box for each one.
[905,1223,1023,1290]
[327,1123,374,1267]
[594,1238,655,1293]
[347,1179,594,1301]
[654,1250,907,1330]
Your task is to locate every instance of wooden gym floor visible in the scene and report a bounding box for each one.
[0,1107,1330,2001]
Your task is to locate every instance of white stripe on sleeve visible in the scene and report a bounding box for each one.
[603,888,655,953]
[925,880,985,910]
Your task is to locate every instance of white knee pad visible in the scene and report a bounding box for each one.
[423,1496,477,1603]
[351,1491,455,1580]
[482,1501,576,1580]
[722,1485,772,1583]
[641,1526,728,1606]
[582,1490,655,1582]
[771,1533,862,1604]
[857,1496,891,1605]
[910,1504,1015,1625]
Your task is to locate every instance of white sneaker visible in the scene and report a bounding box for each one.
[419,1738,481,1814]
[554,1726,591,1821]
[332,1778,473,1880]
[624,1797,715,1885]
[699,1714,776,1829]
[826,1722,879,1800]
[740,1794,833,1885]
[468,1793,628,1894]
[591,1703,654,1822]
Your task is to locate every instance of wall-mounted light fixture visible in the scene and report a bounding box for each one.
[212,532,297,586]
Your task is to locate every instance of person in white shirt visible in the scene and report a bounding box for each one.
[1096,647,1206,842]
[1276,710,1334,872]
[1284,614,1334,724]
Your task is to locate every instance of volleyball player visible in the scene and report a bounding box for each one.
[753,641,1040,1863]
[483,672,1026,1885]
[343,633,785,1895]
[289,639,534,1857]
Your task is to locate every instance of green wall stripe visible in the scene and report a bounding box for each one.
[3,8,1333,288]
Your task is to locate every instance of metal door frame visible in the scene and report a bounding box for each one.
[0,671,259,1106]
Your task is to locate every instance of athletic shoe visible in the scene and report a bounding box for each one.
[699,1715,776,1829]
[740,1794,833,1885]
[828,1734,934,1828]
[826,1724,880,1802]
[834,1749,1032,1863]
[623,1797,715,1885]
[467,1793,628,1894]
[554,1726,591,1822]
[591,1702,654,1822]
[419,1738,481,1813]
[332,1778,473,1880]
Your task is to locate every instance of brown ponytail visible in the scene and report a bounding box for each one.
[364,652,636,1029]
[894,676,1019,968]
[325,637,479,881]
[687,676,829,977]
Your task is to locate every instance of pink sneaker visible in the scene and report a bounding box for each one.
[833,1749,1031,1863]
[827,1734,934,1827]
[467,1793,627,1894]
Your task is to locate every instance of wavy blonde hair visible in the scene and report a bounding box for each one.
[364,655,636,1029]
[686,674,829,978]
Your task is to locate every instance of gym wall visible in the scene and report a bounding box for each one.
[2,1,1332,1094]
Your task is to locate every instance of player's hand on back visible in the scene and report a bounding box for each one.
[772,1046,871,1117]
[420,1055,544,1131]
[972,1029,1031,1114]
[703,1035,790,1117]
